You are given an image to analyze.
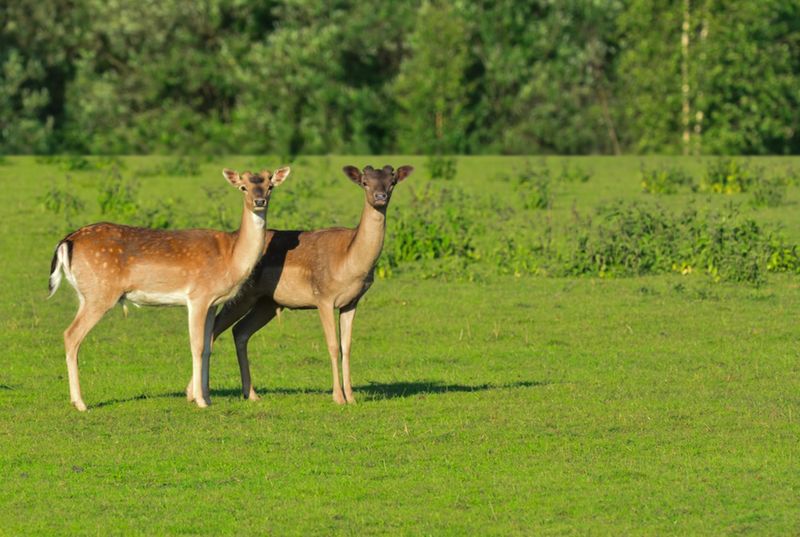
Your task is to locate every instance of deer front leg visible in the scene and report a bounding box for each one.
[318,304,346,405]
[186,302,213,408]
[186,294,258,399]
[339,304,357,404]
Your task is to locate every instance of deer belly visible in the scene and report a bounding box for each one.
[212,283,246,306]
[125,289,188,306]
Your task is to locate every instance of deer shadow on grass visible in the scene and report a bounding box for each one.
[91,386,328,409]
[355,380,548,401]
[91,380,546,409]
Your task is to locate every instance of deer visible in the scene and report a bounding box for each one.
[48,166,290,411]
[190,164,413,405]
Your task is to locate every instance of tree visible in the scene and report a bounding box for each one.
[465,0,623,154]
[393,1,470,154]
[0,0,88,152]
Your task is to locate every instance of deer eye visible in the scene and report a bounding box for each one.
[239,185,247,192]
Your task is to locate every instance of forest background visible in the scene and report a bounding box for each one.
[3,0,799,157]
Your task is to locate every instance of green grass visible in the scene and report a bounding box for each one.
[1,156,799,535]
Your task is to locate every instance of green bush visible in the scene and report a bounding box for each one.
[700,158,761,194]
[379,184,479,277]
[640,164,694,194]
[750,175,788,207]
[425,155,458,181]
[35,155,125,172]
[39,175,86,231]
[138,156,200,177]
[558,162,592,183]
[555,201,797,285]
[514,160,553,209]
[97,169,140,222]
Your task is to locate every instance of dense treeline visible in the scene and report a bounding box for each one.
[2,0,800,155]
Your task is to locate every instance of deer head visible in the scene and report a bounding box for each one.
[342,165,414,209]
[223,167,291,213]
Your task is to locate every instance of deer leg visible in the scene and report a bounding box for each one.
[200,306,216,401]
[231,297,279,401]
[318,304,345,405]
[63,299,113,411]
[339,304,358,404]
[186,301,212,408]
[186,294,258,399]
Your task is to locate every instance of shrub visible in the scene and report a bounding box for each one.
[425,154,458,181]
[514,160,553,209]
[640,164,694,194]
[97,169,140,222]
[39,175,86,230]
[36,155,125,172]
[555,201,797,285]
[558,162,592,183]
[138,156,200,177]
[750,175,788,207]
[379,184,479,277]
[700,158,761,193]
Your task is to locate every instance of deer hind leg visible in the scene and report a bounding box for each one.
[339,303,358,404]
[318,304,345,405]
[231,297,279,401]
[63,297,115,411]
[186,301,214,408]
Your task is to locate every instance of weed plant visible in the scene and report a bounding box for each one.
[35,158,800,286]
[513,160,552,209]
[425,154,458,181]
[750,175,788,207]
[640,164,694,194]
[137,156,200,177]
[35,155,125,172]
[558,161,592,183]
[700,157,761,193]
[557,201,798,285]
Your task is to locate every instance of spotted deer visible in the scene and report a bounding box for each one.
[48,166,290,411]
[195,164,413,404]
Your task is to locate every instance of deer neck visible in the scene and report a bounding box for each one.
[345,200,387,276]
[230,203,267,278]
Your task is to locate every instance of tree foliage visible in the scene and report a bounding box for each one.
[2,0,799,154]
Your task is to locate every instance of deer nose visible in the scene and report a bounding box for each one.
[374,192,388,201]
[254,199,267,207]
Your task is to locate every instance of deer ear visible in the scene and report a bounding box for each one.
[343,165,363,185]
[223,168,241,186]
[270,167,291,186]
[395,165,414,182]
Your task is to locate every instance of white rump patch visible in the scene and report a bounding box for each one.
[49,242,79,300]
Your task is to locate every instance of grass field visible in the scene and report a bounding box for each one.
[1,156,799,535]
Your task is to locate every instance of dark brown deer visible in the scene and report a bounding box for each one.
[197,164,413,404]
[48,166,290,411]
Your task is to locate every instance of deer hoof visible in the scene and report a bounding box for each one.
[195,397,209,409]
[345,392,357,404]
[72,400,88,412]
[247,391,261,402]
[333,391,346,405]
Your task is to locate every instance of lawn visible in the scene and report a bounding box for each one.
[0,156,798,535]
